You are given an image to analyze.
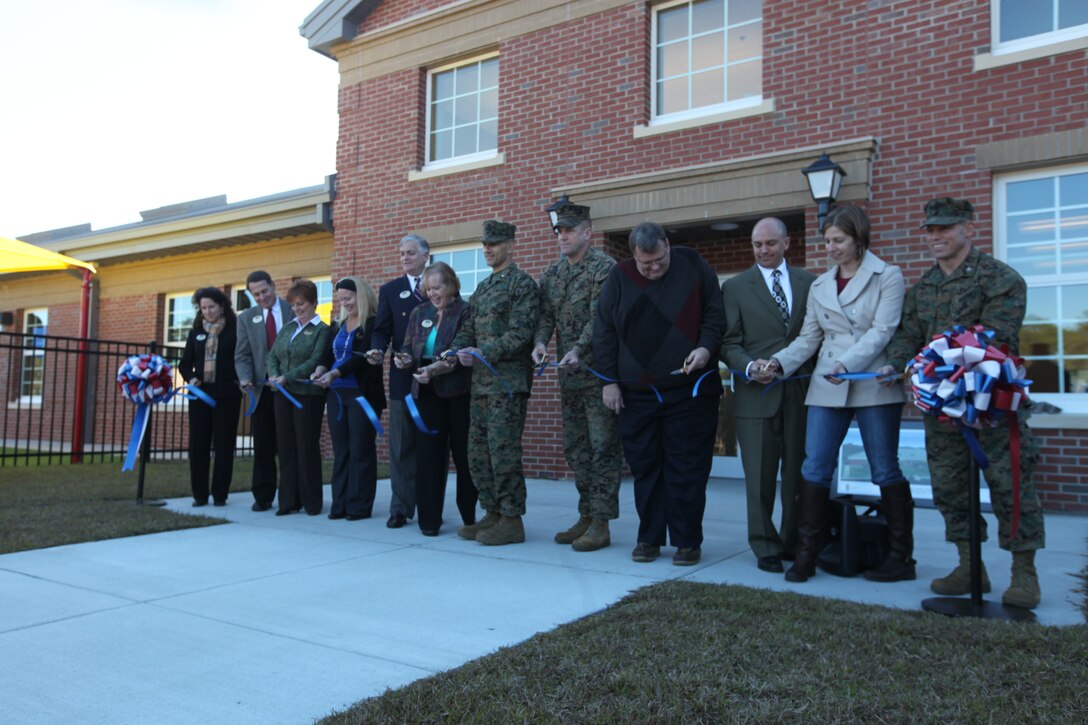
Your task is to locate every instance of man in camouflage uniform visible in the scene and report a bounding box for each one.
[881,198,1045,609]
[532,203,622,552]
[453,220,540,545]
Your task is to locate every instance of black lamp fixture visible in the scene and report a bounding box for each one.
[545,193,571,229]
[801,153,847,232]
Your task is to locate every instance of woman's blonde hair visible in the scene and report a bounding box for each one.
[335,276,378,323]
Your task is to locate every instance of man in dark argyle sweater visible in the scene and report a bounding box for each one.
[594,221,725,566]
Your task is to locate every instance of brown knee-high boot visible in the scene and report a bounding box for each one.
[785,482,830,583]
[864,481,917,582]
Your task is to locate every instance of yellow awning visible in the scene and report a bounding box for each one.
[0,235,96,274]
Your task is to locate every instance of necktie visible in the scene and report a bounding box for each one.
[265,309,277,349]
[771,269,790,326]
[412,276,424,302]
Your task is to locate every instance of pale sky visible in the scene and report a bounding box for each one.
[0,0,339,239]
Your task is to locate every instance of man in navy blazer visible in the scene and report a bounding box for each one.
[235,270,293,512]
[720,218,816,573]
[367,234,430,528]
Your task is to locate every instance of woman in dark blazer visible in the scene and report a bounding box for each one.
[178,287,242,507]
[397,262,477,536]
[267,279,330,516]
[313,276,386,520]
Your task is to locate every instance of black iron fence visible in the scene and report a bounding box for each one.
[0,332,254,467]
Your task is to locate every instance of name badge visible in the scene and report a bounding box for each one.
[252,315,263,324]
[303,328,314,336]
[399,290,412,299]
[421,319,434,328]
[196,334,207,341]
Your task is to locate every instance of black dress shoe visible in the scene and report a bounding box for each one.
[346,513,369,521]
[420,528,440,537]
[213,500,226,507]
[758,555,784,573]
[328,512,347,520]
[274,509,293,517]
[192,500,207,508]
[251,502,271,512]
[386,512,407,528]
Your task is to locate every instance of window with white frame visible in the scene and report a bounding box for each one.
[164,292,196,349]
[20,308,48,402]
[430,246,491,298]
[425,54,499,168]
[652,0,762,123]
[996,165,1088,397]
[993,0,1088,54]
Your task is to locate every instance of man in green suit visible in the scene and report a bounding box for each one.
[720,217,817,573]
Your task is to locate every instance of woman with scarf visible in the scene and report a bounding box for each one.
[313,276,385,520]
[396,262,477,536]
[179,287,242,507]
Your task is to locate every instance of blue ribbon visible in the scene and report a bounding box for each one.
[405,395,439,435]
[262,380,303,409]
[122,403,151,472]
[355,395,385,435]
[460,349,514,397]
[245,388,258,416]
[579,364,663,403]
[960,425,990,470]
[171,384,217,408]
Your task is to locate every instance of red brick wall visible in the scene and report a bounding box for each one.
[333,0,1088,512]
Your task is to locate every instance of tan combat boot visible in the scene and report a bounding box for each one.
[458,511,500,540]
[571,519,610,552]
[1002,550,1041,609]
[554,515,592,544]
[930,541,991,595]
[476,515,525,546]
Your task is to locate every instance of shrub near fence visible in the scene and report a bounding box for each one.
[0,332,253,466]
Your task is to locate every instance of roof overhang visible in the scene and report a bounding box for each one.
[24,178,335,267]
[301,0,381,59]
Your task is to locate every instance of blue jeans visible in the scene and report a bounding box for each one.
[800,404,906,488]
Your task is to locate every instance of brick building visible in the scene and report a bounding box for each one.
[302,0,1088,512]
[1,181,336,457]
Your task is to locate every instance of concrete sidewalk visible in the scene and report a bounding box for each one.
[1,477,1084,724]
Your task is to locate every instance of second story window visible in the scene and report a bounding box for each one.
[994,0,1088,53]
[426,54,499,168]
[652,0,762,123]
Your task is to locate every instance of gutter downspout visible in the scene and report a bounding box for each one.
[71,267,93,463]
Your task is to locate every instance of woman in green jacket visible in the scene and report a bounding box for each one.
[267,279,330,516]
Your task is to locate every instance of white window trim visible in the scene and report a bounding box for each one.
[16,308,48,406]
[429,243,491,297]
[993,163,1088,421]
[634,98,773,138]
[975,1,1088,71]
[421,51,500,173]
[649,0,765,126]
[409,151,505,182]
[163,291,196,350]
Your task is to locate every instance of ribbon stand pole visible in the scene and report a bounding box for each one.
[922,454,1034,622]
[133,341,166,507]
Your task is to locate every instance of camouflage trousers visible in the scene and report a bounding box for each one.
[560,386,622,520]
[924,416,1045,551]
[468,393,528,517]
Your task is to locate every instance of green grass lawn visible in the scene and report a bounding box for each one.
[0,457,348,554]
[325,580,1088,724]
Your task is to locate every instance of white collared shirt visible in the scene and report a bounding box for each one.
[288,315,322,342]
[405,273,422,292]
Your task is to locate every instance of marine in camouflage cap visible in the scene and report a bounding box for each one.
[552,203,591,232]
[920,197,974,228]
[482,220,517,244]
